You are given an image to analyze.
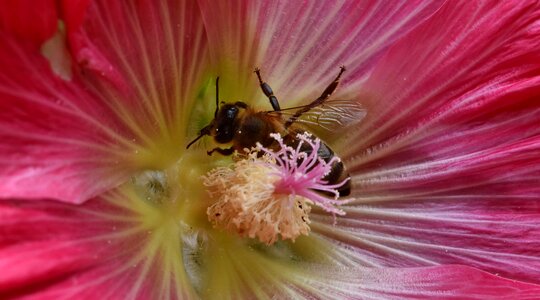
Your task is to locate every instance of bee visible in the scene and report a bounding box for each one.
[186,66,366,197]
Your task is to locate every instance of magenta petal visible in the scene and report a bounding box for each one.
[298,265,540,299]
[313,188,540,283]
[0,34,134,203]
[0,0,211,203]
[345,0,540,159]
[0,198,168,299]
[0,242,98,296]
[64,0,209,103]
[314,0,540,285]
[198,0,444,105]
[0,0,58,48]
[0,199,116,298]
[60,0,127,88]
[58,0,211,163]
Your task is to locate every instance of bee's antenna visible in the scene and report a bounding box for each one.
[215,77,220,118]
[186,124,211,149]
[186,134,204,149]
[187,77,219,150]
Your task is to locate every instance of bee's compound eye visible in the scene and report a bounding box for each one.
[213,104,239,144]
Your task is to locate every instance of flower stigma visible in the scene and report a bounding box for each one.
[203,133,350,245]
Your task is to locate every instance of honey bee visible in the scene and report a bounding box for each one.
[186,66,366,197]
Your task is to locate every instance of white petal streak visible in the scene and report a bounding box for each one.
[287,265,540,299]
[310,194,540,283]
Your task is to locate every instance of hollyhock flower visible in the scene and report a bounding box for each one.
[1,0,540,299]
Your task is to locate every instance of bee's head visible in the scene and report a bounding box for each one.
[186,75,247,149]
[212,103,241,144]
[186,102,245,149]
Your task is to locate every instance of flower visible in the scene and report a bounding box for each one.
[1,0,540,299]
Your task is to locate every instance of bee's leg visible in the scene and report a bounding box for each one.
[254,68,281,111]
[207,147,235,156]
[285,66,346,128]
[317,65,346,104]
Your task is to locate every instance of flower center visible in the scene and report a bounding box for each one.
[100,135,346,298]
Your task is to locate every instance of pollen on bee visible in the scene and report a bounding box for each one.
[202,133,350,245]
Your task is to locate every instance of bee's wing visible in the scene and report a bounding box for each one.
[267,100,367,131]
[304,99,367,130]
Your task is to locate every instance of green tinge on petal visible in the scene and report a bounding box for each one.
[66,0,218,174]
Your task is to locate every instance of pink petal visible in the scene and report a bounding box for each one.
[343,0,540,159]
[0,0,58,48]
[310,0,540,284]
[0,198,123,298]
[62,0,212,164]
[0,197,192,299]
[0,0,211,203]
[313,188,540,283]
[63,0,209,105]
[58,0,92,39]
[295,265,540,299]
[0,35,133,203]
[198,0,444,107]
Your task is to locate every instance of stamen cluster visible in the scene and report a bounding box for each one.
[203,133,349,244]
